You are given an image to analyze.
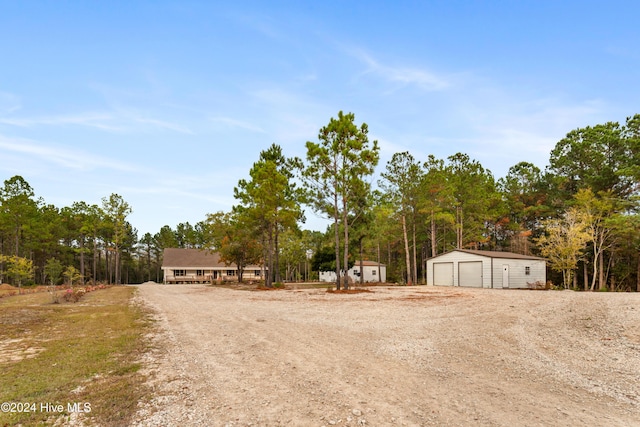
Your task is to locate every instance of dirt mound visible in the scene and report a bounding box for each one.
[326,288,372,294]
[0,283,16,290]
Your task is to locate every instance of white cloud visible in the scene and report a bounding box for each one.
[350,49,450,91]
[133,117,194,134]
[233,11,282,40]
[0,112,122,131]
[0,92,21,114]
[374,136,414,159]
[0,136,137,172]
[208,116,266,133]
[0,109,196,135]
[245,86,333,146]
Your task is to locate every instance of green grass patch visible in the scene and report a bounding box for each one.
[0,286,152,426]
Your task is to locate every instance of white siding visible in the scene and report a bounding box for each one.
[319,271,336,283]
[491,258,546,289]
[427,250,546,289]
[163,266,263,283]
[352,264,386,282]
[320,264,387,283]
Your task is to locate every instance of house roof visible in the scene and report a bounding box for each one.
[162,248,263,269]
[437,249,545,261]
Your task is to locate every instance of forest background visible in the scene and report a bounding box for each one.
[1,112,639,291]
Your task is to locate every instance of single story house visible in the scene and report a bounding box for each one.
[426,249,546,289]
[161,248,264,284]
[319,260,387,283]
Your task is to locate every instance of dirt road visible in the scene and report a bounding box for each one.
[132,284,639,426]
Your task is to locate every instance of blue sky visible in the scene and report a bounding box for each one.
[1,1,638,235]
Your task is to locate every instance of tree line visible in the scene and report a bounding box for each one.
[1,112,638,290]
[0,179,134,287]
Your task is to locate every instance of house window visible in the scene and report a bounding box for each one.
[525,266,530,276]
[227,270,236,276]
[372,270,377,276]
[196,270,204,276]
[174,269,186,277]
[255,270,261,276]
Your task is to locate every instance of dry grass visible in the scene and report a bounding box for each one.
[0,286,151,426]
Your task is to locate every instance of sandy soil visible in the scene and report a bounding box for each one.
[132,284,640,427]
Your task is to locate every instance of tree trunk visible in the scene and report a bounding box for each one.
[430,212,437,257]
[146,246,151,282]
[377,241,382,283]
[116,249,121,284]
[637,253,640,292]
[98,249,102,283]
[422,245,427,284]
[583,261,588,291]
[598,251,604,290]
[359,240,364,286]
[274,210,281,283]
[402,214,412,285]
[334,194,341,290]
[456,206,463,249]
[267,227,274,287]
[79,237,85,285]
[238,261,245,282]
[260,231,268,286]
[92,238,98,284]
[105,250,110,284]
[412,219,417,285]
[591,234,605,291]
[342,195,350,290]
[109,250,113,284]
[590,253,598,291]
[387,242,391,281]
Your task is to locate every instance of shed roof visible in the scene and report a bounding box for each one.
[354,260,386,267]
[162,248,263,269]
[435,249,545,261]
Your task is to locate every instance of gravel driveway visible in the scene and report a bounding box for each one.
[132,284,639,426]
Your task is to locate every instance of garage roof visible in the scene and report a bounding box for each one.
[441,249,545,261]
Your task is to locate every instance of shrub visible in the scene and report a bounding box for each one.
[63,288,86,303]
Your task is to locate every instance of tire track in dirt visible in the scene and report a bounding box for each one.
[133,285,640,427]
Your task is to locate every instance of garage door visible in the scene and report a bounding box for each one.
[433,262,454,286]
[459,261,483,288]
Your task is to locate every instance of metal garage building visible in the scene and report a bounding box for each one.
[426,249,546,289]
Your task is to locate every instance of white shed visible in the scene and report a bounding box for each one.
[319,260,386,283]
[426,250,546,289]
[352,260,386,283]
